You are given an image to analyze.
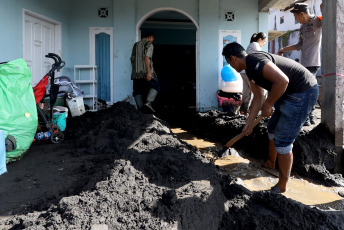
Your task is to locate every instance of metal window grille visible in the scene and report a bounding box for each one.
[98,8,108,18]
[225,11,235,22]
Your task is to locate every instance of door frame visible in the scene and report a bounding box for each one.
[136,8,200,110]
[89,27,114,104]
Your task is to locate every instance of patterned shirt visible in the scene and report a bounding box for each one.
[130,38,156,80]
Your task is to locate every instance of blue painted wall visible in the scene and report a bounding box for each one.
[0,0,268,111]
[68,0,113,73]
[0,0,70,63]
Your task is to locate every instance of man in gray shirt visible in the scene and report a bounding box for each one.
[277,2,323,125]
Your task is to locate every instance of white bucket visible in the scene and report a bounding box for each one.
[53,106,69,118]
[66,97,86,117]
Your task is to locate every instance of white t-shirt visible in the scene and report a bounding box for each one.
[246,42,261,54]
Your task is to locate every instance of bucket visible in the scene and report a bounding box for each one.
[0,130,7,175]
[44,96,66,107]
[53,112,67,131]
[53,106,69,118]
[66,97,85,117]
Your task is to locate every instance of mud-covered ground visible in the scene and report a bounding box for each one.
[1,102,344,229]
[182,109,344,188]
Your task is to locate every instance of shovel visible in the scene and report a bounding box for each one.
[225,114,264,148]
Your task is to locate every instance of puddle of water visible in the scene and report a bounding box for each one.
[172,128,216,150]
[171,127,344,209]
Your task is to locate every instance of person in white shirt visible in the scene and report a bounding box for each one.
[241,32,267,115]
[246,32,267,54]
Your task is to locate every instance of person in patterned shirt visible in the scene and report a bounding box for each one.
[130,31,159,113]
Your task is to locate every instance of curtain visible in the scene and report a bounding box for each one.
[96,33,110,101]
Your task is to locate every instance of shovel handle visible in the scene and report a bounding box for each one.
[225,115,264,148]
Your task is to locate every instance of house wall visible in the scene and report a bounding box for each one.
[111,0,200,107]
[111,0,268,110]
[0,0,269,111]
[0,0,70,63]
[67,0,114,76]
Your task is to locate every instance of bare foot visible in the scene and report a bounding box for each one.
[262,160,275,169]
[270,184,287,193]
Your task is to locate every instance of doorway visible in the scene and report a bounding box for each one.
[90,27,114,104]
[139,9,198,125]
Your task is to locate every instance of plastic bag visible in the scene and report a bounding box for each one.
[0,58,38,163]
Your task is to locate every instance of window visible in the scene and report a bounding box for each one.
[280,16,284,24]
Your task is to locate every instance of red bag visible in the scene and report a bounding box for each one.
[33,75,49,104]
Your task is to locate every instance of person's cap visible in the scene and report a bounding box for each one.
[290,3,308,13]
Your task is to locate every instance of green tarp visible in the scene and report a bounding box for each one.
[0,58,38,163]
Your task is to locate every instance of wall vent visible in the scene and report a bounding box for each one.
[98,8,108,18]
[225,11,235,22]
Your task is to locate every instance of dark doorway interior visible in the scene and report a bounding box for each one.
[153,44,196,109]
[140,11,197,127]
[152,44,196,126]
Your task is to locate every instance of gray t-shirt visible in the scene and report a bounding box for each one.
[295,15,322,67]
[245,52,317,95]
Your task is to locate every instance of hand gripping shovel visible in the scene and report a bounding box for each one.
[225,114,264,148]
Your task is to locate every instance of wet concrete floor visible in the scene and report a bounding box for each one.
[171,123,344,210]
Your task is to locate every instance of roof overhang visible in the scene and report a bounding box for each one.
[259,0,298,12]
[268,30,286,42]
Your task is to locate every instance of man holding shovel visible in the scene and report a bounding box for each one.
[222,42,318,193]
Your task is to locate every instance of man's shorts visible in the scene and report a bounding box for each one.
[267,84,319,154]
